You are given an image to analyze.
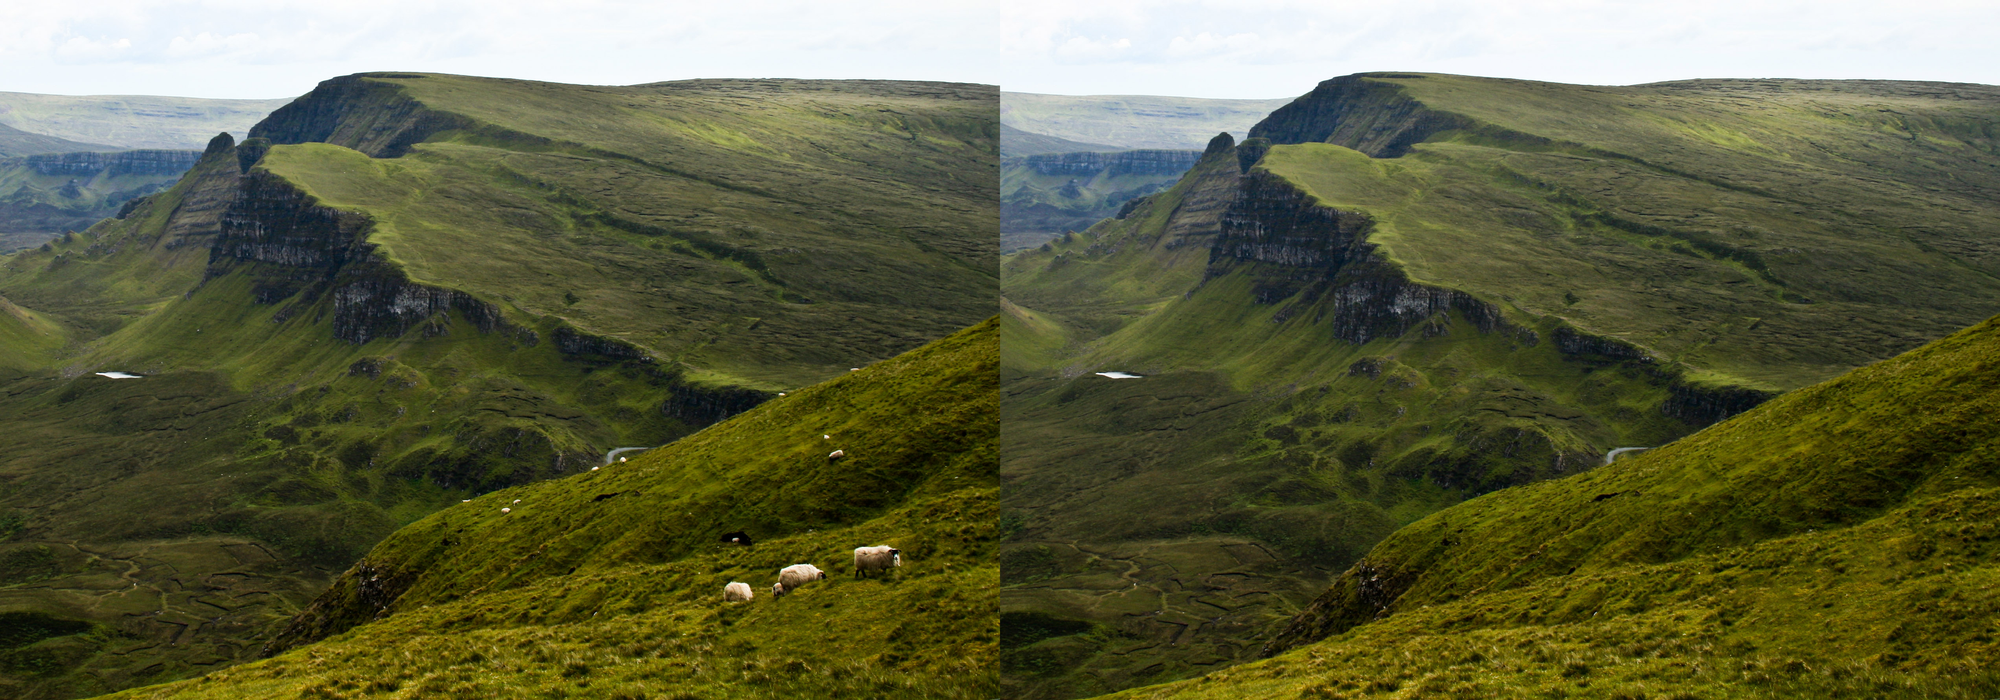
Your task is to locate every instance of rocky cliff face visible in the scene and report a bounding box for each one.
[1010,149,1203,177]
[18,149,203,177]
[1249,74,1476,157]
[251,74,477,158]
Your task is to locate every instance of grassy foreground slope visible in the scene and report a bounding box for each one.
[0,93,290,151]
[0,73,996,698]
[1114,312,2000,700]
[1001,74,2000,698]
[110,318,998,700]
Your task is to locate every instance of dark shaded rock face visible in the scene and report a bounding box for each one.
[19,149,203,177]
[661,377,772,426]
[1664,381,1776,425]
[251,74,474,158]
[1249,74,1475,157]
[1552,325,1655,363]
[1013,149,1204,178]
[553,325,652,362]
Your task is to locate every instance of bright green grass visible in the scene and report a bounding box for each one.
[104,318,999,700]
[1108,312,2000,699]
[0,295,63,367]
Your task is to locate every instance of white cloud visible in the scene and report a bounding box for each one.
[1001,0,2000,97]
[53,36,132,63]
[0,0,998,97]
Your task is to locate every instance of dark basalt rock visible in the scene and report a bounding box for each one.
[1552,324,1654,363]
[1012,149,1204,178]
[1663,380,1776,425]
[252,74,477,158]
[1235,136,1270,173]
[552,325,652,363]
[661,375,771,427]
[1250,73,1477,157]
[1204,131,1236,155]
[18,149,203,178]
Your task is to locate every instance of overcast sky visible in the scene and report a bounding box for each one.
[2,1,1997,100]
[0,0,998,98]
[1006,0,2000,98]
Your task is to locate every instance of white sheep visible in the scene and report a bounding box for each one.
[773,563,825,598]
[722,581,754,603]
[853,545,901,578]
[828,449,846,460]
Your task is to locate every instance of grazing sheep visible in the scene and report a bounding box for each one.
[722,582,753,602]
[828,449,846,460]
[773,563,825,597]
[771,582,785,598]
[853,545,901,578]
[719,531,754,547]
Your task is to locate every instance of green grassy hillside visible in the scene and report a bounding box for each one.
[1002,93,1293,151]
[105,318,998,700]
[0,73,996,699]
[0,93,290,151]
[1108,311,2000,699]
[1001,74,2000,699]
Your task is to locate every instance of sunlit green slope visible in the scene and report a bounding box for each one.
[1112,311,2000,699]
[1000,74,2000,699]
[108,318,998,700]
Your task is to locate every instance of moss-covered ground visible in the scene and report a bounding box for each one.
[103,318,998,700]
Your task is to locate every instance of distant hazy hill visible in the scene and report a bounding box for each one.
[1001,123,1119,157]
[0,92,291,150]
[0,72,994,698]
[0,121,115,157]
[107,319,998,700]
[0,149,201,252]
[1132,309,2000,698]
[1001,73,2000,698]
[1000,92,1293,151]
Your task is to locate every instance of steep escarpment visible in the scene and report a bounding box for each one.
[1248,74,1476,157]
[249,74,478,158]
